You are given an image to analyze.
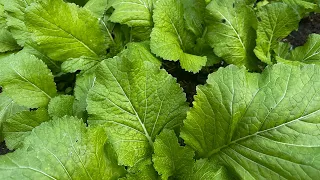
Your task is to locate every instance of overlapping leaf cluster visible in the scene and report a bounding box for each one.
[0,0,320,179]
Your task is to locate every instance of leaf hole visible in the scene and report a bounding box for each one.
[221,19,226,23]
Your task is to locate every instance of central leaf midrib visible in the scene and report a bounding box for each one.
[106,65,154,146]
[29,5,99,57]
[206,107,320,158]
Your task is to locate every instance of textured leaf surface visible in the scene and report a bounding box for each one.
[1,0,34,46]
[0,117,125,179]
[48,95,75,118]
[289,34,320,64]
[190,159,229,180]
[3,108,49,150]
[109,0,155,27]
[206,0,258,69]
[84,0,110,18]
[254,3,300,64]
[153,130,194,180]
[150,0,206,72]
[25,0,108,61]
[182,64,320,179]
[0,5,20,52]
[87,57,188,166]
[0,53,56,108]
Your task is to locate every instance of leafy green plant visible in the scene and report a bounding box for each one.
[0,0,320,179]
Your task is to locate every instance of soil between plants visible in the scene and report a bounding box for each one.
[1,13,320,155]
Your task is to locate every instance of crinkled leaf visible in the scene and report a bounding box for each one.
[109,0,155,27]
[153,129,194,180]
[25,0,108,61]
[206,0,258,69]
[254,3,300,64]
[0,53,56,108]
[150,0,206,73]
[1,0,34,46]
[0,116,125,179]
[3,108,49,150]
[182,64,320,179]
[289,34,320,64]
[183,0,206,37]
[48,95,75,118]
[87,56,188,167]
[274,42,292,61]
[0,4,20,52]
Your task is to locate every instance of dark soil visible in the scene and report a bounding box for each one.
[284,13,320,47]
[0,141,13,155]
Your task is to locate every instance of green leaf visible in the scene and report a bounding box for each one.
[181,64,320,179]
[254,3,300,64]
[109,0,155,27]
[87,56,188,167]
[182,0,206,37]
[84,0,110,18]
[0,116,125,179]
[0,53,56,108]
[48,95,75,118]
[25,0,108,61]
[61,56,101,73]
[121,164,159,180]
[3,108,49,150]
[206,0,259,69]
[281,0,318,17]
[0,6,20,52]
[1,0,34,46]
[288,34,320,64]
[73,71,96,119]
[150,0,206,73]
[153,129,194,180]
[0,94,27,128]
[120,42,161,67]
[190,159,230,180]
[21,41,61,75]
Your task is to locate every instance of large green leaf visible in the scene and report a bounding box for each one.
[0,116,125,179]
[87,56,188,167]
[181,64,320,179]
[254,3,300,64]
[150,0,206,73]
[48,95,75,118]
[25,0,108,61]
[2,108,49,150]
[0,53,56,108]
[206,0,258,69]
[109,0,155,27]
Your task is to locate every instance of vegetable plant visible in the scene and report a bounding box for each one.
[0,0,320,179]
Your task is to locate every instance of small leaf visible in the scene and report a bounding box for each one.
[254,3,300,64]
[0,53,56,108]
